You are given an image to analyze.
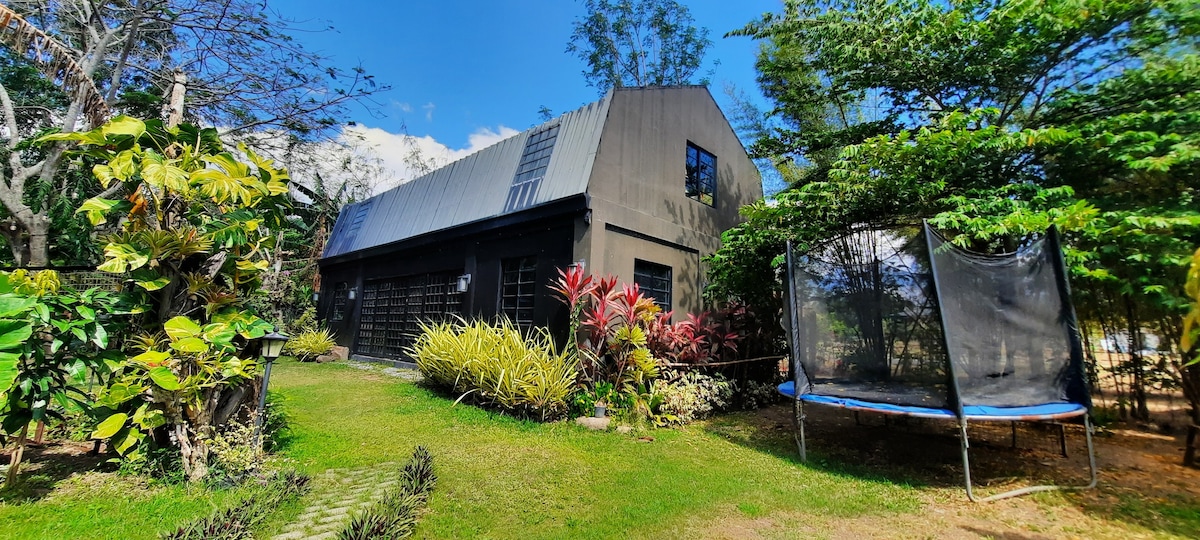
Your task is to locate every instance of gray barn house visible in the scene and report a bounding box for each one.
[317,86,761,360]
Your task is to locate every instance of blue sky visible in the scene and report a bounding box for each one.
[275,0,782,185]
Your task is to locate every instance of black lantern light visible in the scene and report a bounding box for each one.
[253,328,290,447]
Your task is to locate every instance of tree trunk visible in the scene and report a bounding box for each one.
[5,423,29,485]
[25,212,50,267]
[1124,295,1150,421]
[174,422,208,483]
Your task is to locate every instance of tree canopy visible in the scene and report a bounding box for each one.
[713,0,1200,422]
[567,0,714,92]
[0,1,386,267]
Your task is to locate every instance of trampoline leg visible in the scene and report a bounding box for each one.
[964,415,1099,503]
[959,420,979,503]
[792,397,807,463]
[1059,423,1068,458]
[1010,422,1017,448]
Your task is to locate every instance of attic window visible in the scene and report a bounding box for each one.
[685,142,716,206]
[330,200,373,255]
[504,124,560,212]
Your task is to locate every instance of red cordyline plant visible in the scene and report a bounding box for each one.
[647,311,742,365]
[550,268,661,386]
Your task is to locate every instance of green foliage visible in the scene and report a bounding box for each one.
[1184,247,1200,361]
[205,416,267,485]
[652,370,733,424]
[567,0,713,92]
[42,116,290,482]
[284,327,336,362]
[0,269,126,482]
[718,0,1200,420]
[408,318,577,421]
[159,470,312,540]
[338,446,435,540]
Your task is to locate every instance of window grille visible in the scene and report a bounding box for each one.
[500,256,537,330]
[634,259,672,312]
[504,124,560,212]
[356,272,462,358]
[685,142,716,206]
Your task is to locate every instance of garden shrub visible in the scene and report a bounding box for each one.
[732,379,783,410]
[338,446,435,540]
[408,318,576,420]
[159,470,311,540]
[284,327,336,361]
[205,416,266,486]
[653,371,734,424]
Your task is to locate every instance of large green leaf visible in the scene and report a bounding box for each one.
[201,323,237,347]
[164,316,203,341]
[92,413,128,439]
[141,154,190,191]
[130,269,171,291]
[170,337,210,354]
[0,319,33,351]
[130,350,170,366]
[75,197,120,226]
[97,243,150,273]
[0,351,19,389]
[102,115,147,138]
[0,295,36,318]
[148,366,182,390]
[111,426,144,455]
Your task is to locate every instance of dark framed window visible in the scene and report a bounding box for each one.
[634,260,672,312]
[685,142,716,206]
[500,256,538,330]
[355,272,463,358]
[331,282,348,321]
[505,124,560,212]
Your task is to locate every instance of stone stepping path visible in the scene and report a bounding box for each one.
[271,462,400,540]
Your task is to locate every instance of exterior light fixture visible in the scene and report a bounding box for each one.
[311,291,319,303]
[253,328,290,447]
[347,287,357,300]
[456,274,472,293]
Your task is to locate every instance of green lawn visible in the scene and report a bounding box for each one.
[4,360,1196,539]
[268,362,919,539]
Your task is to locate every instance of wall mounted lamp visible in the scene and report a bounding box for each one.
[456,274,472,293]
[347,287,357,300]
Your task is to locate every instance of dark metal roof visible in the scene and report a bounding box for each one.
[322,93,612,259]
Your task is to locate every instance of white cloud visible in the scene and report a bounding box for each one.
[344,123,520,194]
[421,102,435,122]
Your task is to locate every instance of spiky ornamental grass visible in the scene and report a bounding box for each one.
[338,446,436,540]
[161,471,312,540]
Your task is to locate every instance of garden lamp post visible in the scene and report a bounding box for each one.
[254,328,289,447]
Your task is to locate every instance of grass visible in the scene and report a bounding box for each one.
[0,471,247,540]
[268,361,920,539]
[4,360,1197,538]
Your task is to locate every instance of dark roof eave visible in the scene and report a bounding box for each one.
[318,194,590,268]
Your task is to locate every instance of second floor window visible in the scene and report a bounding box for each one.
[686,142,716,206]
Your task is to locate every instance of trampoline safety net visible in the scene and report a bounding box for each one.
[785,223,1090,411]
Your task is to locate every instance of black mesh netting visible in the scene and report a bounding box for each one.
[785,224,1089,411]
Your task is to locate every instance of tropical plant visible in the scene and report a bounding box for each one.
[40,116,288,482]
[284,328,336,362]
[647,311,741,365]
[0,269,125,483]
[408,318,577,421]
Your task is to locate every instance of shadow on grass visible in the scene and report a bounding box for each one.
[0,442,114,504]
[707,403,1200,538]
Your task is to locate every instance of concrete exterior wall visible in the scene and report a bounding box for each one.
[576,86,762,316]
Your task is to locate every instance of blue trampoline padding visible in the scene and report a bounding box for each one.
[777,381,1087,421]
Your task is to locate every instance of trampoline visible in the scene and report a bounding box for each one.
[778,223,1097,502]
